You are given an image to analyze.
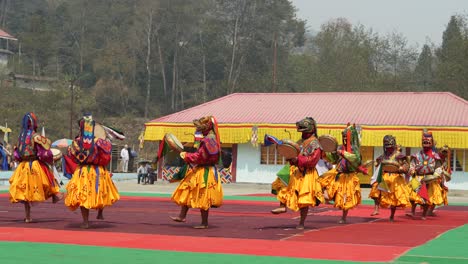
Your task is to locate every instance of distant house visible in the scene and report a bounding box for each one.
[0,29,57,91]
[0,28,16,66]
[144,92,468,189]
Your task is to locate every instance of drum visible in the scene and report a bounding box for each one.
[94,123,107,140]
[423,168,442,182]
[381,161,400,173]
[277,139,300,159]
[318,135,338,152]
[422,173,440,183]
[165,133,184,152]
[51,148,62,162]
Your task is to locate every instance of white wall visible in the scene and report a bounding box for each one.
[235,143,284,184]
[235,144,468,189]
[446,172,468,190]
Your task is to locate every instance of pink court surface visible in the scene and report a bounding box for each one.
[1,193,467,262]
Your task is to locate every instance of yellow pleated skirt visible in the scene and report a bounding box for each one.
[408,176,426,205]
[318,168,338,199]
[427,180,444,206]
[277,166,324,211]
[368,182,381,200]
[379,173,411,208]
[271,177,286,195]
[65,165,120,210]
[9,160,60,203]
[171,166,223,210]
[333,172,361,210]
[441,186,449,206]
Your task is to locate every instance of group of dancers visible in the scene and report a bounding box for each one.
[6,113,451,229]
[8,112,120,228]
[268,117,451,229]
[368,132,452,221]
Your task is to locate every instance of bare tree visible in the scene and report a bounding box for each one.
[143,7,154,118]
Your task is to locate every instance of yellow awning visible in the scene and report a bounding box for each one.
[144,123,468,149]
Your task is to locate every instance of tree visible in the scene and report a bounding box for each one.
[381,31,418,90]
[436,15,467,98]
[311,18,379,91]
[414,44,434,89]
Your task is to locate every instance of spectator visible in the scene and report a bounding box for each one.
[137,163,148,184]
[128,145,135,172]
[146,163,154,184]
[0,142,12,170]
[120,144,129,172]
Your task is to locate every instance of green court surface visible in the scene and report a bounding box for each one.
[1,224,467,264]
[396,224,468,264]
[0,242,375,264]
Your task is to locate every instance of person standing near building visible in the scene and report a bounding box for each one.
[120,144,129,172]
[170,116,223,229]
[270,117,324,230]
[65,113,120,228]
[8,112,62,222]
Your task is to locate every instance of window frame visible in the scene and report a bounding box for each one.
[260,145,286,165]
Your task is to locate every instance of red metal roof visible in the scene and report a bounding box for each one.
[0,29,16,40]
[148,92,468,127]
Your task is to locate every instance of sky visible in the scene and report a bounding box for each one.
[290,0,468,47]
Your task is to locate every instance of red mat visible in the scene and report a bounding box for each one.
[0,227,408,262]
[1,194,467,262]
[291,206,467,247]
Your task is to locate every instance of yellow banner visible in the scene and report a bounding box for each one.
[144,123,468,149]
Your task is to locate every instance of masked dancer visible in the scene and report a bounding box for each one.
[370,135,410,221]
[407,130,443,219]
[65,113,120,228]
[436,145,452,211]
[271,117,324,230]
[9,112,62,223]
[319,124,363,224]
[170,116,223,229]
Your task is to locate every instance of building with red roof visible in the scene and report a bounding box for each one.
[144,92,468,188]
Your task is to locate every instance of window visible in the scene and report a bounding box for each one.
[260,145,286,165]
[452,149,467,172]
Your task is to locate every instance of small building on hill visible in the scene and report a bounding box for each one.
[0,28,16,66]
[144,92,468,189]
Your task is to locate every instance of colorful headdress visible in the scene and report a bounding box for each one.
[210,116,221,150]
[193,115,222,164]
[193,116,214,134]
[439,145,451,174]
[17,112,38,156]
[342,123,360,153]
[422,129,435,149]
[78,113,96,151]
[296,117,317,135]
